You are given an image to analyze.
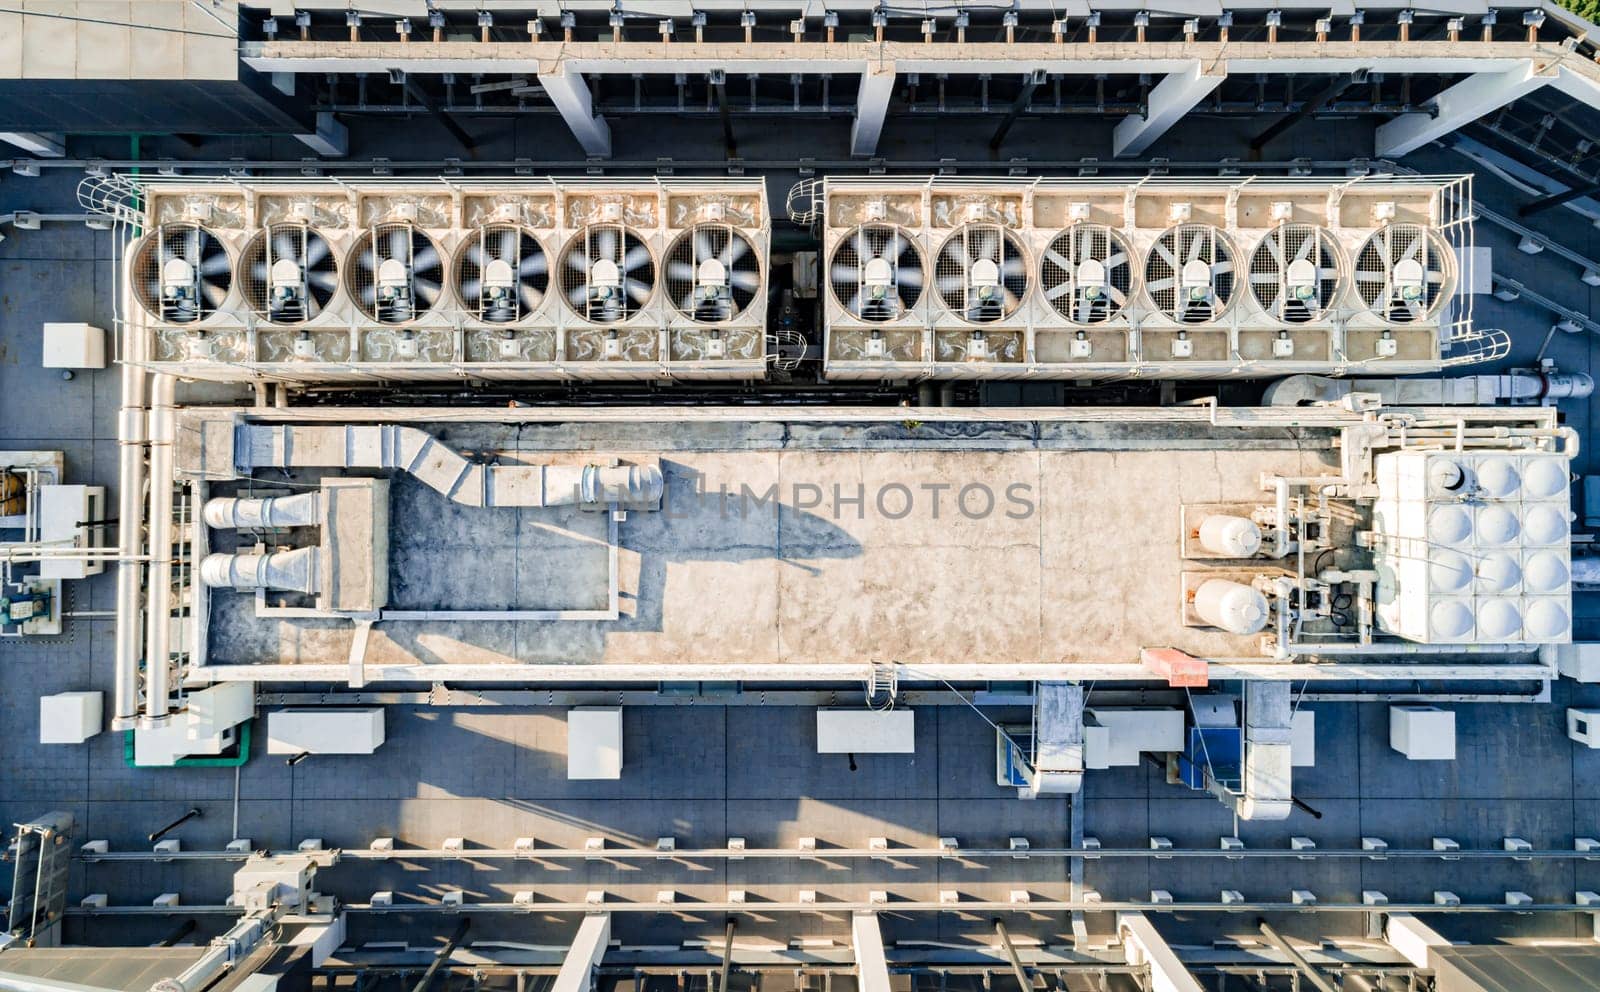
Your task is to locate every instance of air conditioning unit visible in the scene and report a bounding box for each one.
[112,178,770,384]
[812,176,1478,381]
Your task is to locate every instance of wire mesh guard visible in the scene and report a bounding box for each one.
[934,224,1029,324]
[1040,224,1135,325]
[1247,224,1343,325]
[559,224,655,324]
[664,224,763,324]
[346,224,445,324]
[239,224,339,324]
[828,223,924,323]
[131,223,232,324]
[1354,223,1450,324]
[455,223,549,324]
[1145,224,1236,324]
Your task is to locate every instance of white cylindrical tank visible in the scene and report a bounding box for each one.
[1474,505,1520,546]
[1430,549,1473,594]
[1522,457,1569,500]
[1474,458,1520,499]
[1427,506,1473,547]
[1193,578,1270,635]
[1522,504,1570,546]
[1476,599,1522,641]
[1197,515,1262,558]
[203,491,322,529]
[1526,551,1571,593]
[1475,552,1522,595]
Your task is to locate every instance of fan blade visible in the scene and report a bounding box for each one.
[595,227,618,261]
[729,269,762,292]
[1153,239,1179,271]
[623,244,652,275]
[566,284,590,306]
[272,231,297,261]
[937,274,966,293]
[465,241,486,268]
[1186,231,1205,263]
[1045,281,1074,302]
[1249,272,1278,284]
[1401,234,1422,263]
[200,251,230,278]
[1000,256,1025,279]
[304,235,329,268]
[695,229,715,262]
[413,245,440,275]
[726,234,750,266]
[852,228,869,262]
[1264,232,1284,267]
[356,245,376,275]
[360,284,377,307]
[200,281,227,307]
[307,270,337,293]
[1211,259,1233,277]
[520,252,547,277]
[496,228,516,260]
[896,266,924,290]
[413,277,441,303]
[1105,252,1127,271]
[831,264,859,287]
[679,292,697,313]
[1354,270,1386,283]
[624,277,652,303]
[386,227,406,260]
[520,284,544,311]
[1044,248,1072,272]
[847,291,862,314]
[460,278,482,302]
[1295,233,1316,262]
[1147,277,1176,294]
[667,260,696,282]
[1002,288,1019,310]
[1107,286,1126,306]
[566,251,590,273]
[250,260,270,283]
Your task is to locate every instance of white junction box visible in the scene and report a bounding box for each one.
[1569,709,1600,748]
[1390,705,1456,760]
[37,485,106,580]
[568,707,624,779]
[1083,708,1183,768]
[1557,643,1600,682]
[1291,709,1316,767]
[267,708,385,755]
[816,709,915,754]
[41,322,107,369]
[39,691,102,744]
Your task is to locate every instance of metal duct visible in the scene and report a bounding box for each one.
[233,424,664,509]
[200,547,320,595]
[1233,682,1294,821]
[1023,681,1084,796]
[204,492,322,529]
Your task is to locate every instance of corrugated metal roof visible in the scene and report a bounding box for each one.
[1432,945,1600,992]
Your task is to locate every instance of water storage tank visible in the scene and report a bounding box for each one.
[1475,552,1522,595]
[1430,550,1473,594]
[1427,506,1473,546]
[1475,458,1520,499]
[1522,457,1568,500]
[1476,599,1522,641]
[1523,551,1569,594]
[1193,578,1270,635]
[1522,504,1570,545]
[1197,515,1262,558]
[1427,459,1466,496]
[1523,599,1570,640]
[1429,600,1475,641]
[1474,505,1520,546]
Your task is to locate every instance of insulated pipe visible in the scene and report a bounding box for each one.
[203,492,321,530]
[142,373,176,728]
[199,547,319,595]
[113,330,150,729]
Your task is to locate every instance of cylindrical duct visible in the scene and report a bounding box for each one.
[199,547,319,595]
[1197,514,1262,558]
[1194,578,1270,635]
[203,492,322,530]
[547,464,665,506]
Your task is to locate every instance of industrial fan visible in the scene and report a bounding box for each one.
[560,224,655,323]
[1145,224,1236,324]
[455,224,549,324]
[1040,225,1134,324]
[665,224,763,324]
[239,225,338,324]
[131,223,232,323]
[347,224,444,324]
[934,224,1029,323]
[1248,225,1343,324]
[828,224,924,322]
[1354,224,1449,323]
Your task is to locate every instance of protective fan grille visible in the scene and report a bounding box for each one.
[1248,225,1343,324]
[559,224,655,324]
[454,224,549,324]
[1144,224,1236,324]
[345,224,445,324]
[131,223,232,324]
[1354,224,1450,323]
[1040,225,1135,324]
[828,223,924,323]
[665,224,763,324]
[238,225,338,324]
[934,224,1029,323]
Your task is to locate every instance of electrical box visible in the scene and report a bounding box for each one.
[1390,705,1456,760]
[41,322,106,369]
[1557,642,1600,682]
[267,708,385,755]
[1569,708,1600,748]
[39,691,101,744]
[36,485,105,580]
[1291,709,1315,767]
[816,709,915,754]
[1083,708,1183,768]
[568,707,624,779]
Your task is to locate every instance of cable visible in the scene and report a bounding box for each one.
[935,676,1025,754]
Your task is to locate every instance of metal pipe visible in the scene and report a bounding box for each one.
[412,918,473,992]
[148,807,202,843]
[112,324,150,730]
[718,918,736,992]
[1256,921,1338,992]
[142,373,177,726]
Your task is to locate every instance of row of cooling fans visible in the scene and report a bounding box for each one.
[830,221,1451,326]
[129,221,764,327]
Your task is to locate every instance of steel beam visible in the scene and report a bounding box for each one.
[0,132,65,157]
[1376,60,1555,158]
[851,64,896,157]
[1112,62,1226,158]
[1250,71,1366,152]
[851,912,892,992]
[1384,913,1450,968]
[1257,921,1338,992]
[553,913,612,992]
[536,69,612,157]
[1116,913,1204,992]
[295,111,349,157]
